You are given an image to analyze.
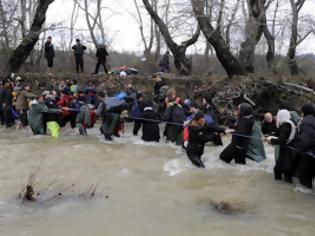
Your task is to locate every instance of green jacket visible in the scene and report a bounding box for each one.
[246,122,267,162]
[28,103,48,134]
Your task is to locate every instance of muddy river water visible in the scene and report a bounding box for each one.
[0,125,315,236]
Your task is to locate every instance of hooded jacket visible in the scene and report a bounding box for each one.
[28,101,48,133]
[141,106,160,142]
[297,104,315,154]
[16,90,36,110]
[232,103,255,149]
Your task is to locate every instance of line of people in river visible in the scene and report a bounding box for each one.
[0,75,314,190]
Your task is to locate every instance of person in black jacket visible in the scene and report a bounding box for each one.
[186,112,226,168]
[220,103,254,165]
[261,112,277,136]
[141,100,160,142]
[0,80,14,128]
[93,44,109,75]
[72,39,87,73]
[296,104,315,188]
[44,37,55,73]
[163,89,185,144]
[267,109,297,183]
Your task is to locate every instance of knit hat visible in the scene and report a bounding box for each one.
[193,111,205,121]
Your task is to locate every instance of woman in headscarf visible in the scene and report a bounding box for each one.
[220,103,254,165]
[267,109,297,183]
[296,104,315,188]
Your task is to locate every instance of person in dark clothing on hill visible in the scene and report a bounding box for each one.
[220,103,255,165]
[72,39,87,73]
[159,51,170,73]
[153,75,166,96]
[44,36,55,73]
[0,80,14,128]
[141,100,161,142]
[93,44,109,75]
[296,104,315,189]
[261,112,277,136]
[267,109,297,183]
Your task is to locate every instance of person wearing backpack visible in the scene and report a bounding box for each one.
[72,39,87,74]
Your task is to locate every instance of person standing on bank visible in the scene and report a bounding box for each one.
[159,51,170,73]
[93,43,109,75]
[72,39,87,74]
[44,36,55,74]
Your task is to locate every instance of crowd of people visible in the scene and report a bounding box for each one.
[0,74,314,190]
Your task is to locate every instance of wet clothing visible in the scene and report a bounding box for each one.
[131,101,143,136]
[45,98,60,123]
[245,122,267,162]
[58,95,76,128]
[141,107,160,142]
[220,104,254,165]
[45,42,55,68]
[76,104,92,135]
[261,119,277,136]
[28,103,48,135]
[47,121,60,138]
[220,116,254,164]
[186,125,220,168]
[97,101,121,141]
[163,103,185,144]
[271,123,297,183]
[0,87,14,127]
[296,113,315,188]
[16,90,35,126]
[72,44,87,73]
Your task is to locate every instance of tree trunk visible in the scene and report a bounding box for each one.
[7,0,55,74]
[142,0,200,75]
[239,0,265,73]
[287,0,302,75]
[192,0,245,77]
[0,0,10,48]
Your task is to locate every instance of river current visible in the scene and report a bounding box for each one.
[0,124,314,236]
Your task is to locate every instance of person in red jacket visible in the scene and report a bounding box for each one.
[58,88,76,128]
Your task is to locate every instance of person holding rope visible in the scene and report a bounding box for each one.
[140,100,161,142]
[185,112,229,168]
[220,103,255,165]
[163,88,185,144]
[266,109,297,183]
[295,104,315,189]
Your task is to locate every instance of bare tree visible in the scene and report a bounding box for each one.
[239,0,274,73]
[68,1,79,49]
[287,0,313,75]
[7,0,55,73]
[143,0,200,75]
[192,0,245,77]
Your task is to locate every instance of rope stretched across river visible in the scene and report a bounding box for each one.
[44,108,315,159]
